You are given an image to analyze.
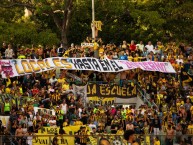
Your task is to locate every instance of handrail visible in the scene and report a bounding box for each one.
[136,81,158,109]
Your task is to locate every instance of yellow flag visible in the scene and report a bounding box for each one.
[94,21,103,31]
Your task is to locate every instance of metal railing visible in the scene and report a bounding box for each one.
[0,134,193,145]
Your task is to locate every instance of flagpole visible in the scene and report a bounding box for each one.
[92,0,95,40]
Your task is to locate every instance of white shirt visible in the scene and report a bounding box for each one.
[136,44,144,52]
[5,48,14,58]
[28,121,33,127]
[78,108,82,118]
[27,135,33,145]
[176,59,183,64]
[49,78,57,85]
[89,124,96,132]
[49,120,56,126]
[61,103,67,114]
[145,44,154,53]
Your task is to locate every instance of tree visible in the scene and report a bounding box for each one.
[0,0,74,46]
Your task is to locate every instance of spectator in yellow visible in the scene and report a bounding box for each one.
[116,126,124,135]
[62,81,70,92]
[154,136,160,145]
[74,117,83,126]
[187,121,193,134]
[63,118,69,127]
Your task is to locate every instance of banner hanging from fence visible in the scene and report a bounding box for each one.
[0,116,10,128]
[87,84,137,98]
[33,126,127,145]
[73,84,87,106]
[87,96,115,106]
[0,57,176,78]
[34,107,56,116]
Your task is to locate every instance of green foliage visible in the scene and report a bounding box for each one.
[1,0,193,45]
[0,20,59,46]
[36,29,60,46]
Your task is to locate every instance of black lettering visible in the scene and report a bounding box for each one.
[76,59,86,69]
[103,59,113,71]
[114,60,123,70]
[111,60,123,71]
[61,138,68,144]
[41,127,45,133]
[92,59,101,71]
[71,59,80,69]
[98,60,108,71]
[110,61,119,71]
[82,59,91,69]
[87,58,95,69]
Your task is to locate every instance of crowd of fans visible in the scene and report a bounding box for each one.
[0,39,193,145]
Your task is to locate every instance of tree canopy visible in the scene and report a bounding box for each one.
[0,0,193,46]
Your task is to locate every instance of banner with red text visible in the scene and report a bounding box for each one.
[0,57,176,78]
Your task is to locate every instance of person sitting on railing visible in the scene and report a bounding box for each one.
[15,125,23,144]
[165,124,175,145]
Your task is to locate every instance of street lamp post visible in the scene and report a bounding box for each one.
[92,0,95,40]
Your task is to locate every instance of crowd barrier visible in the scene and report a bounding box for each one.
[0,134,193,145]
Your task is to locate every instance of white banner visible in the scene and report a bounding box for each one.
[0,116,10,127]
[0,57,176,78]
[73,84,87,106]
[81,43,94,47]
[66,72,82,82]
[34,107,55,116]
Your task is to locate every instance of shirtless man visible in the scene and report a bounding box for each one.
[165,124,174,145]
[15,125,23,144]
[37,45,44,59]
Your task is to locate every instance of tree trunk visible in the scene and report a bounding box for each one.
[61,29,68,47]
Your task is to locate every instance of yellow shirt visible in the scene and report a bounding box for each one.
[93,42,99,50]
[63,122,68,127]
[154,140,160,145]
[189,96,193,103]
[188,125,193,134]
[62,84,69,91]
[99,47,104,54]
[190,106,193,114]
[19,87,23,95]
[116,130,124,135]
[157,45,164,50]
[133,57,139,62]
[51,94,60,101]
[74,121,83,126]
[6,78,11,87]
[5,88,11,94]
[128,56,133,61]
[58,78,66,84]
[127,109,132,115]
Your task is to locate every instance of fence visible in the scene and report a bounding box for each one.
[0,134,193,145]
